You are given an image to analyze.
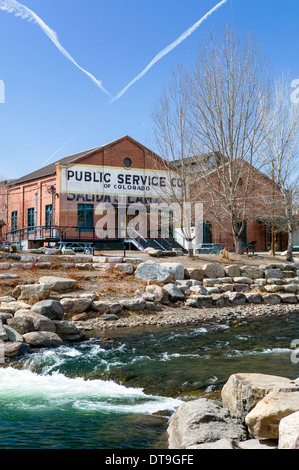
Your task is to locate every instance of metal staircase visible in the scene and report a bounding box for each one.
[125,227,186,253]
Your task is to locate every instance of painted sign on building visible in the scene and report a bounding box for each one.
[60,164,182,199]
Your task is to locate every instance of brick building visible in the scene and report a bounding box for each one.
[2,136,183,251]
[1,135,289,253]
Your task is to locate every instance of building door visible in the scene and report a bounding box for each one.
[266,230,282,251]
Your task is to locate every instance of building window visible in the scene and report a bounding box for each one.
[45,204,53,228]
[203,221,212,243]
[28,208,35,228]
[11,211,18,232]
[77,204,94,231]
[123,157,132,168]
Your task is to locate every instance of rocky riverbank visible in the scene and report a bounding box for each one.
[1,249,299,357]
[167,373,299,449]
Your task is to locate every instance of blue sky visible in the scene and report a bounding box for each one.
[0,0,298,180]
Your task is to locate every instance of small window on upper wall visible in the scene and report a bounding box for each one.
[123,157,132,168]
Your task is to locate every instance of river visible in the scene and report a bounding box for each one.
[0,311,298,449]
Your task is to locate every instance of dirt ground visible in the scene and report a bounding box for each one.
[0,249,298,299]
[96,250,299,269]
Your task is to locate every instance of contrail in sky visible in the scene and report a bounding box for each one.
[0,0,112,98]
[112,0,228,102]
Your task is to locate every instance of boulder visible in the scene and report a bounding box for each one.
[119,298,146,311]
[190,295,213,307]
[240,266,264,279]
[134,261,173,283]
[0,312,13,322]
[144,248,163,257]
[2,301,31,313]
[224,265,241,277]
[227,292,247,305]
[0,262,10,270]
[4,341,29,358]
[189,285,210,295]
[265,269,283,279]
[245,391,299,439]
[262,294,281,304]
[0,319,8,341]
[145,284,169,304]
[160,263,185,281]
[114,263,134,274]
[59,298,92,316]
[23,331,63,348]
[8,310,56,334]
[233,277,253,285]
[12,284,51,303]
[280,293,298,303]
[101,314,120,321]
[31,299,65,320]
[245,293,262,304]
[221,373,298,419]
[53,320,85,341]
[91,300,123,315]
[167,398,247,449]
[203,263,225,279]
[162,284,185,302]
[38,276,78,292]
[278,411,299,449]
[232,284,250,292]
[184,267,204,280]
[3,324,24,342]
[212,294,229,307]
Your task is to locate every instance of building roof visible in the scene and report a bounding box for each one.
[8,135,161,186]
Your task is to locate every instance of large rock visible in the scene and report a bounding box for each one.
[160,263,185,281]
[59,298,92,316]
[8,310,56,334]
[167,398,247,449]
[240,266,264,279]
[0,319,8,341]
[3,324,24,342]
[227,292,246,305]
[38,276,78,292]
[1,301,31,313]
[184,267,204,281]
[265,269,283,279]
[23,331,63,348]
[262,294,281,304]
[221,373,298,419]
[203,263,225,279]
[91,300,123,315]
[145,284,169,304]
[12,284,51,303]
[224,265,241,277]
[278,411,299,449]
[31,299,65,320]
[134,261,173,283]
[162,283,185,302]
[119,298,146,311]
[4,341,29,358]
[245,391,299,439]
[53,320,85,341]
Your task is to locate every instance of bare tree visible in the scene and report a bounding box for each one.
[190,27,270,254]
[260,73,299,261]
[151,64,199,256]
